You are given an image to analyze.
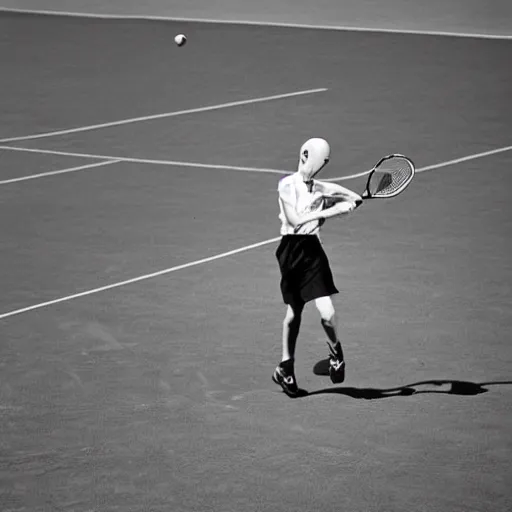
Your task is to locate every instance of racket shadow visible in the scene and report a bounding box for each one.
[306,360,512,399]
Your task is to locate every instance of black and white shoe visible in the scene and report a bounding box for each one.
[272,361,299,398]
[328,342,345,384]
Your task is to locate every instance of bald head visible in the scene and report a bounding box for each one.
[297,138,330,181]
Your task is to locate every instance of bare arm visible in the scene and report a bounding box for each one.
[291,200,357,233]
[296,200,355,227]
[279,197,326,228]
[278,179,358,233]
[315,180,362,204]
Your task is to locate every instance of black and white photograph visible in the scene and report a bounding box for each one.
[1,1,511,511]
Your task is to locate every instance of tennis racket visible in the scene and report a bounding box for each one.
[360,154,415,201]
[295,154,415,232]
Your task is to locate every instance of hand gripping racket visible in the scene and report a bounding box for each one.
[295,154,415,232]
[359,154,415,203]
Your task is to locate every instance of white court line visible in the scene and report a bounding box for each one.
[415,145,512,174]
[327,144,512,181]
[0,159,120,185]
[0,145,289,176]
[1,144,511,181]
[0,237,281,320]
[0,88,327,143]
[1,7,511,40]
[1,143,511,321]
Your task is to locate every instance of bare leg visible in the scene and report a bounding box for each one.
[273,302,306,397]
[315,296,344,360]
[315,295,345,383]
[282,303,304,362]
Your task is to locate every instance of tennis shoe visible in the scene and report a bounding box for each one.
[328,342,345,384]
[272,362,299,398]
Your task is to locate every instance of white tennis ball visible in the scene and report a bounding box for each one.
[174,34,187,47]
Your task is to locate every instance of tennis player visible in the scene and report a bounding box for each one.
[273,138,362,397]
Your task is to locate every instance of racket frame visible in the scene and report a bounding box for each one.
[362,153,416,199]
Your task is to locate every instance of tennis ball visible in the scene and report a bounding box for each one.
[174,34,187,47]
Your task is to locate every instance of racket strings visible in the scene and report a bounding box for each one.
[368,158,414,197]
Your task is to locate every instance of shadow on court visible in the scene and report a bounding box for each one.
[304,359,512,399]
[304,381,512,399]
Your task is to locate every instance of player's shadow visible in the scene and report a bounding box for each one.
[306,358,512,399]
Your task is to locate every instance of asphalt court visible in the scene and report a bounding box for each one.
[2,13,511,162]
[1,10,511,512]
[0,149,104,182]
[0,160,280,313]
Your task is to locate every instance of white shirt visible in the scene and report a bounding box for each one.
[278,173,325,236]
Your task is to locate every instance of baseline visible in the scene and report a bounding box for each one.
[0,7,511,40]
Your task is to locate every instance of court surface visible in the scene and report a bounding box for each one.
[1,11,511,512]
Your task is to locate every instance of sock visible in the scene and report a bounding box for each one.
[279,358,295,373]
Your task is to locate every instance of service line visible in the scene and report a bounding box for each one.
[0,88,327,143]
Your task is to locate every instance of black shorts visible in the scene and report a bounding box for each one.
[275,235,338,307]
